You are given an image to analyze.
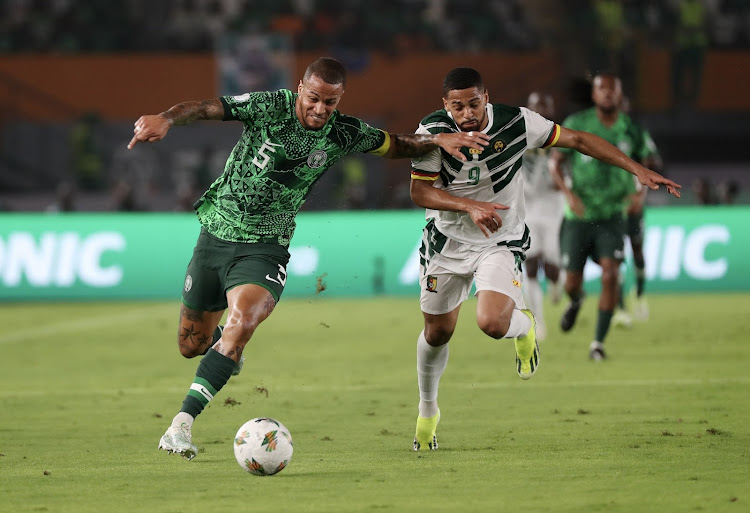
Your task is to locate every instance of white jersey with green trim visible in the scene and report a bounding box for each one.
[411,103,556,248]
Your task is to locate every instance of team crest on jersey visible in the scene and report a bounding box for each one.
[426,275,438,293]
[307,150,327,168]
[512,279,521,288]
[493,140,506,153]
[184,275,193,292]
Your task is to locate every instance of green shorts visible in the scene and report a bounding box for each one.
[626,211,644,246]
[560,216,625,272]
[182,227,291,312]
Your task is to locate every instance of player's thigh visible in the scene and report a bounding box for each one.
[559,218,591,272]
[226,243,291,304]
[474,247,526,309]
[627,211,645,248]
[182,227,235,312]
[419,262,473,316]
[525,217,545,261]
[592,217,626,263]
[534,220,563,267]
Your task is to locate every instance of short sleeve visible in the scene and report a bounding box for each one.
[350,121,390,155]
[220,90,290,123]
[521,107,557,149]
[410,124,441,181]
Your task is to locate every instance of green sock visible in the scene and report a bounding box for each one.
[595,309,613,343]
[635,268,646,297]
[180,348,236,418]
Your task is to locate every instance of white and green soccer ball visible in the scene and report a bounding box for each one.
[233,417,293,476]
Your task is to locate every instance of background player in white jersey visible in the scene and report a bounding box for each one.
[409,67,680,451]
[521,91,564,341]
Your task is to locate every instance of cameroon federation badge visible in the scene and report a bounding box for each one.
[493,140,506,153]
[426,275,438,293]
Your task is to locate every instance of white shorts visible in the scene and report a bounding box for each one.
[525,214,562,264]
[419,236,526,315]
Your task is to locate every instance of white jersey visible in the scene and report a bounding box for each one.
[522,147,564,221]
[411,103,559,251]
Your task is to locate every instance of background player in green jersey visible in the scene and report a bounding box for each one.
[127,57,491,460]
[549,73,658,360]
[614,95,664,326]
[409,68,680,451]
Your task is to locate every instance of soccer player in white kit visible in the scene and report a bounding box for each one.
[521,92,565,341]
[409,67,681,451]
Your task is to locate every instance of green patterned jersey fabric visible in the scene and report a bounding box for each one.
[194,89,387,246]
[559,108,651,220]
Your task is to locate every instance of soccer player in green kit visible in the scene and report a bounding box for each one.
[550,72,657,360]
[127,57,491,460]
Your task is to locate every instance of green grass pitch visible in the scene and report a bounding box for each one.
[1,294,748,513]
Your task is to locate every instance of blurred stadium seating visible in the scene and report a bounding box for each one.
[0,0,748,211]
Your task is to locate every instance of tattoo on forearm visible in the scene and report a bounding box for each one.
[390,134,438,158]
[162,99,221,125]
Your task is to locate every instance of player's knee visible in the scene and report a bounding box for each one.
[177,338,204,359]
[600,267,619,289]
[424,325,453,346]
[476,314,508,339]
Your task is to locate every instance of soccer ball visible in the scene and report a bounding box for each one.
[233,417,293,476]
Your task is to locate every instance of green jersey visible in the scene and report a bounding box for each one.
[195,89,388,246]
[560,108,651,220]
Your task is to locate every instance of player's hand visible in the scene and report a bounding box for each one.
[127,114,172,149]
[436,131,490,161]
[466,199,509,237]
[567,192,585,217]
[636,167,681,198]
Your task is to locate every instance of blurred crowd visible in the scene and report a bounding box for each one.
[2,0,750,54]
[1,0,748,212]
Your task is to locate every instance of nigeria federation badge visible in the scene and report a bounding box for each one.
[426,275,438,293]
[184,274,192,292]
[307,150,327,168]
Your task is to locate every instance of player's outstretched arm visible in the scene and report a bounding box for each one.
[554,127,681,198]
[410,178,508,237]
[127,98,225,149]
[384,131,490,161]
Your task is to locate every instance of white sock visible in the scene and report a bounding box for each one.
[504,309,532,339]
[526,278,544,325]
[172,411,194,429]
[416,330,448,418]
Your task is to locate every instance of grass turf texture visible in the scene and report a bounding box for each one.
[1,294,748,513]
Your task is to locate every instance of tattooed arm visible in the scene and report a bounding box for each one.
[384,131,490,161]
[127,98,225,149]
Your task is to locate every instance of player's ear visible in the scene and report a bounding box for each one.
[297,80,304,93]
[484,89,489,103]
[442,97,449,110]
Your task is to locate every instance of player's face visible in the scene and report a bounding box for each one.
[592,76,622,114]
[443,87,489,132]
[527,94,554,119]
[296,74,344,130]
